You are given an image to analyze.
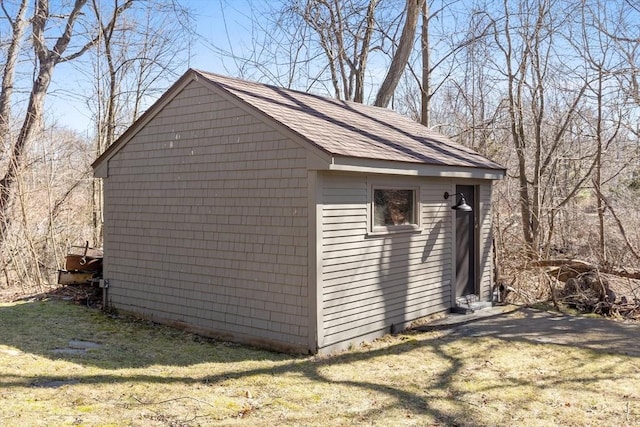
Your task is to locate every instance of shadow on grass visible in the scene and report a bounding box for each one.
[0,297,461,423]
[1,296,638,424]
[0,296,293,369]
[420,307,640,357]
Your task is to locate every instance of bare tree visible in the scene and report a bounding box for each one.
[89,0,191,149]
[577,0,640,265]
[88,0,192,246]
[213,0,426,106]
[1,123,94,291]
[374,0,424,107]
[420,0,429,125]
[0,0,29,158]
[0,0,134,246]
[263,0,382,100]
[489,0,598,257]
[0,0,192,291]
[393,1,498,127]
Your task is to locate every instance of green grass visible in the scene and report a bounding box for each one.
[0,298,638,426]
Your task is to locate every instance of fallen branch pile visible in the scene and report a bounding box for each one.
[531,259,640,319]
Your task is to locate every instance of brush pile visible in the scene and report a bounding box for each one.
[534,259,640,319]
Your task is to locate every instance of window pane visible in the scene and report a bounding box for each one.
[374,189,415,226]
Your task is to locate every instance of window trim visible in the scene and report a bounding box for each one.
[369,185,421,235]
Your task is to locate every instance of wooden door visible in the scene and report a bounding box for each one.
[455,185,476,297]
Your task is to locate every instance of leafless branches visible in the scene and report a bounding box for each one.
[0,1,193,293]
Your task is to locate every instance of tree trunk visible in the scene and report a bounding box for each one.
[595,70,606,263]
[420,0,430,126]
[532,258,640,281]
[374,0,424,107]
[499,1,535,254]
[0,0,90,243]
[0,68,52,238]
[0,0,29,157]
[353,0,377,103]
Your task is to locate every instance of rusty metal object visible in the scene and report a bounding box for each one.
[65,255,103,272]
[64,241,103,272]
[57,241,104,285]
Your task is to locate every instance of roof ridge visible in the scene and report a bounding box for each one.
[193,69,391,112]
[194,69,504,171]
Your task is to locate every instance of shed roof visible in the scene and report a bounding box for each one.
[93,68,505,176]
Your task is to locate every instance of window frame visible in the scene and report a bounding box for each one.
[369,185,421,235]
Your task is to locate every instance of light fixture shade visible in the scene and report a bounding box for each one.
[452,196,472,212]
[443,191,473,212]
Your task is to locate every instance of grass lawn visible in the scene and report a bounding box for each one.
[0,298,638,426]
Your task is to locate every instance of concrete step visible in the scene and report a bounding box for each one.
[452,300,493,314]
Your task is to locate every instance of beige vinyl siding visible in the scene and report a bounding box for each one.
[103,80,309,350]
[477,183,494,300]
[319,174,452,350]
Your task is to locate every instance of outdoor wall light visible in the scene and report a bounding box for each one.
[443,192,472,212]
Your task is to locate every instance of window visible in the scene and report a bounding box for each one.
[373,188,417,230]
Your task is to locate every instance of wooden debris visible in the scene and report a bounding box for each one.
[532,259,640,280]
[530,258,640,320]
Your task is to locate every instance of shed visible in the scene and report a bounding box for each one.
[92,69,505,354]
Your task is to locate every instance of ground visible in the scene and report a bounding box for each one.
[0,287,639,426]
[420,304,640,357]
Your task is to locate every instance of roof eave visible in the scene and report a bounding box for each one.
[326,156,506,180]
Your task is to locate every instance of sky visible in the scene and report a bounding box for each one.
[183,0,257,73]
[49,0,259,135]
[48,0,427,135]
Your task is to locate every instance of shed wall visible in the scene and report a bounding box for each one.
[478,183,494,301]
[319,173,455,351]
[103,81,310,350]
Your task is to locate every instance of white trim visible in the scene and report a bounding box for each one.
[329,158,505,180]
[368,183,421,236]
[449,182,457,309]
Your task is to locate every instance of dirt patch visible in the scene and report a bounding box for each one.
[1,282,103,307]
[30,378,81,388]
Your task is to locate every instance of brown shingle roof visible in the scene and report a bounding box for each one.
[195,69,504,171]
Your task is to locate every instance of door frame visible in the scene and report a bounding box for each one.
[450,184,479,306]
